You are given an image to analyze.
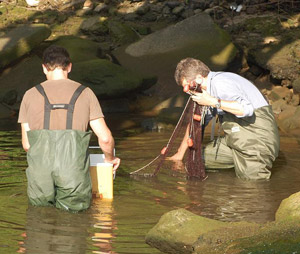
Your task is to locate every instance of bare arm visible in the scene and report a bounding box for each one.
[192,90,245,116]
[21,123,30,152]
[89,118,120,170]
[168,124,190,161]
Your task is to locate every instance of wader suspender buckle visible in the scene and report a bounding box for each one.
[35,84,86,129]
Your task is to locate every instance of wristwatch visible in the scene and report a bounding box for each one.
[215,98,221,109]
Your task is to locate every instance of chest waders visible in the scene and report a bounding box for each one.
[204,105,280,180]
[26,84,92,212]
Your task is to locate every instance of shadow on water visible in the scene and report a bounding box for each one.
[1,128,300,253]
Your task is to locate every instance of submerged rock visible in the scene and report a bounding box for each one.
[0,24,51,69]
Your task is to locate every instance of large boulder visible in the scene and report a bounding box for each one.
[80,17,139,46]
[70,59,156,99]
[146,208,260,254]
[107,20,140,45]
[147,204,300,254]
[51,35,100,63]
[0,24,51,69]
[113,13,238,100]
[0,103,14,119]
[249,39,300,82]
[0,56,45,103]
[145,208,226,254]
[277,106,300,132]
[0,35,157,106]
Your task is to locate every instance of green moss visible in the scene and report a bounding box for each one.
[79,16,109,35]
[51,35,100,62]
[244,16,282,37]
[107,20,139,45]
[0,24,51,68]
[50,16,83,37]
[0,5,36,30]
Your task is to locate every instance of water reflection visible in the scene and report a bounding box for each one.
[91,199,116,254]
[23,206,91,254]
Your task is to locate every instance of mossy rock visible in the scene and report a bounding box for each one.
[147,207,300,254]
[243,16,282,37]
[146,208,226,254]
[80,16,109,35]
[275,191,300,222]
[0,5,36,30]
[51,35,100,63]
[0,55,45,103]
[70,59,156,99]
[107,20,139,45]
[0,24,51,69]
[216,220,300,254]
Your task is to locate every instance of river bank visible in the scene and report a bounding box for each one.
[0,0,300,135]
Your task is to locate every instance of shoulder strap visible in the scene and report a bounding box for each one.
[66,85,86,129]
[35,84,52,130]
[35,84,86,129]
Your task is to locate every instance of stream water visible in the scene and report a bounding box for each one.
[1,121,300,254]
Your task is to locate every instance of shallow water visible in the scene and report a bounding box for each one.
[1,127,300,254]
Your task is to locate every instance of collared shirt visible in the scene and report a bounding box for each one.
[206,71,268,117]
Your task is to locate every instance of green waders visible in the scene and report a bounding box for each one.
[26,84,92,212]
[204,105,280,180]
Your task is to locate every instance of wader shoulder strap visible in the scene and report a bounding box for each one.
[35,84,52,130]
[66,85,86,129]
[35,84,86,129]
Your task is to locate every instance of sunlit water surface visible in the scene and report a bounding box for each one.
[1,127,300,254]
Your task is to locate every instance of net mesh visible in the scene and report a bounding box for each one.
[130,95,207,180]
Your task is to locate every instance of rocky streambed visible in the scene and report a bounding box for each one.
[0,0,299,133]
[0,0,300,135]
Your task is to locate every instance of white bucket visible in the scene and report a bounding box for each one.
[89,153,114,199]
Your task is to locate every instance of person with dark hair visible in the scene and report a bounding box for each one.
[170,57,280,180]
[18,45,120,211]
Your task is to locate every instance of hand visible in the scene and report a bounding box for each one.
[191,90,216,106]
[105,157,121,171]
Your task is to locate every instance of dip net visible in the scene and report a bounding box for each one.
[130,96,207,180]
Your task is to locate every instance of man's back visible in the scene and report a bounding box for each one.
[18,79,103,131]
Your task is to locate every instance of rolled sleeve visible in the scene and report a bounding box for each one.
[234,96,254,117]
[211,76,254,118]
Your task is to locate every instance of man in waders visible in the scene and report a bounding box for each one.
[170,58,280,180]
[18,46,120,211]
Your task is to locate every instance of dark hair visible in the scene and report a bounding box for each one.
[42,45,71,71]
[174,58,210,86]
